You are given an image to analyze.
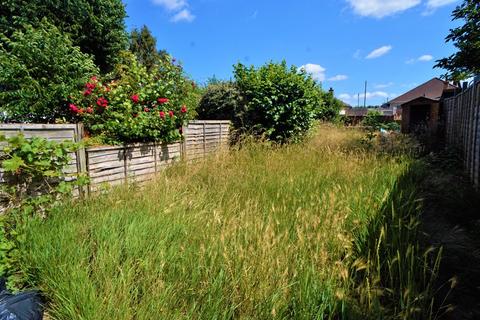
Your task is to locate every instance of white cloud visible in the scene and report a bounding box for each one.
[366,45,392,59]
[152,0,195,23]
[338,93,352,100]
[361,91,391,99]
[426,0,458,10]
[406,54,434,64]
[418,54,434,61]
[153,0,187,11]
[374,82,394,89]
[346,0,421,18]
[328,75,348,81]
[171,9,195,22]
[338,91,397,104]
[300,64,326,82]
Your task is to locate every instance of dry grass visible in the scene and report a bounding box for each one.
[17,125,437,319]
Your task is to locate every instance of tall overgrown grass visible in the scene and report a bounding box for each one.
[16,126,439,319]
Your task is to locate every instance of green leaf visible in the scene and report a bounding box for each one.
[2,155,25,172]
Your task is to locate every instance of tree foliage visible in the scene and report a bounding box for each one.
[435,0,480,80]
[321,88,344,121]
[129,25,161,72]
[0,0,128,72]
[0,19,98,123]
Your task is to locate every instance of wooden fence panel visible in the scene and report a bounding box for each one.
[445,81,480,189]
[0,124,82,189]
[0,120,230,193]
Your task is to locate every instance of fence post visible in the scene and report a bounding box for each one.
[123,144,128,184]
[203,122,206,158]
[182,125,187,161]
[219,122,222,148]
[75,123,88,198]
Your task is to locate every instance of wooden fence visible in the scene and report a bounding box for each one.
[444,80,480,189]
[0,120,230,194]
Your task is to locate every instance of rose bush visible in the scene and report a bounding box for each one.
[68,51,197,144]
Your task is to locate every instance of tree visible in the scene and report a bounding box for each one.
[320,88,343,121]
[0,19,98,123]
[0,0,128,72]
[435,0,480,80]
[129,25,161,72]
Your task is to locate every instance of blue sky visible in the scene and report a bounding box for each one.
[123,0,461,106]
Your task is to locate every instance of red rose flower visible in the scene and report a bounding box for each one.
[131,94,139,104]
[144,107,150,112]
[85,82,96,90]
[180,105,187,113]
[90,76,98,82]
[157,98,169,104]
[86,107,94,114]
[96,97,108,107]
[168,110,174,117]
[83,89,92,96]
[69,103,79,114]
[159,111,165,119]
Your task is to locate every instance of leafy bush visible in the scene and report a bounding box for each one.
[197,81,242,124]
[361,110,384,131]
[0,19,98,123]
[233,61,324,143]
[0,134,87,287]
[68,52,195,144]
[0,0,128,72]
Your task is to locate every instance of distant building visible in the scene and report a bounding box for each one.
[340,106,395,125]
[385,78,458,134]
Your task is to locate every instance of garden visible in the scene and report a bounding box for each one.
[0,0,456,319]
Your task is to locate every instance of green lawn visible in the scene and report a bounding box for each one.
[17,126,438,319]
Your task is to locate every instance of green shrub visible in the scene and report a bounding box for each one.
[362,110,384,131]
[0,19,98,123]
[233,61,324,143]
[68,51,196,144]
[197,81,242,124]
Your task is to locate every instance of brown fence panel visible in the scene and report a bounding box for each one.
[445,81,480,189]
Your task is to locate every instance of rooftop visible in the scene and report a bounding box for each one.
[389,78,458,105]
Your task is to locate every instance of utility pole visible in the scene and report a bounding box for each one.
[364,81,367,108]
[357,93,360,108]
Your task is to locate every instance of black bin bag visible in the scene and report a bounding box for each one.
[0,279,43,320]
